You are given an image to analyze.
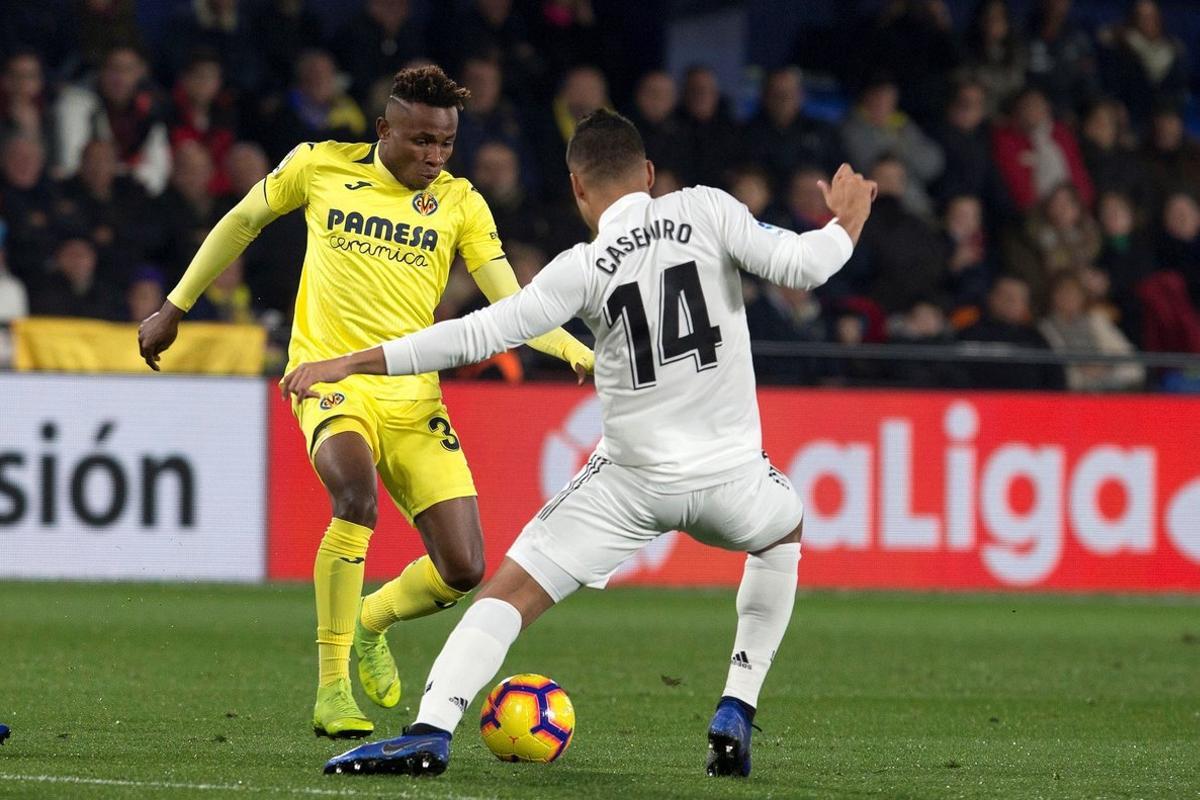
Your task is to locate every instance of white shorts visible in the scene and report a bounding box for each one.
[507,454,804,602]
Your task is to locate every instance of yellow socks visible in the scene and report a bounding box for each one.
[360,555,467,634]
[313,518,373,687]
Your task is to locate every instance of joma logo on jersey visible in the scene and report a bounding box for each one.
[326,209,439,251]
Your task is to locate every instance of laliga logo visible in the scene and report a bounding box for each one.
[789,400,1200,586]
[539,397,677,579]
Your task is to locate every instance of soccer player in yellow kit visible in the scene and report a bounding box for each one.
[138,66,593,738]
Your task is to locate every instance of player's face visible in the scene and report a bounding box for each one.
[377,100,458,190]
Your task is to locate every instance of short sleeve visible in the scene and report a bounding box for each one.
[262,142,317,215]
[457,185,505,271]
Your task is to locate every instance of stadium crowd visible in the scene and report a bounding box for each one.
[0,0,1198,390]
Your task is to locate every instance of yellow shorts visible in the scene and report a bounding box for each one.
[294,383,477,523]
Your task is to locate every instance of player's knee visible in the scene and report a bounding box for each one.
[332,490,378,529]
[439,554,485,592]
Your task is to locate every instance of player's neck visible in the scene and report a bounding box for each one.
[588,182,650,231]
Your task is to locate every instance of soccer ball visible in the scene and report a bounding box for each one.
[479,674,575,763]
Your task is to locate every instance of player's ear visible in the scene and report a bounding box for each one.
[570,172,585,202]
[645,160,655,193]
[376,115,388,140]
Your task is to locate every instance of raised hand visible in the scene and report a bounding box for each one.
[817,163,877,246]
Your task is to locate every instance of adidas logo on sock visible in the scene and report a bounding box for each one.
[450,697,468,712]
[731,651,752,670]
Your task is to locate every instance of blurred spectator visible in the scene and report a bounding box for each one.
[453,0,541,102]
[826,298,888,385]
[250,0,326,95]
[334,0,424,104]
[627,70,687,178]
[992,86,1093,213]
[70,0,144,80]
[1157,192,1200,303]
[1140,106,1200,204]
[1079,98,1152,211]
[56,45,172,196]
[958,275,1065,389]
[190,254,255,323]
[1004,182,1101,310]
[261,50,367,161]
[963,0,1028,118]
[0,133,62,280]
[0,223,29,323]
[942,194,993,310]
[783,167,833,232]
[744,67,842,186]
[678,66,738,188]
[57,138,154,280]
[473,141,553,251]
[744,279,826,385]
[155,140,223,277]
[1025,0,1099,114]
[31,236,122,319]
[162,0,265,94]
[887,298,969,387]
[125,264,165,322]
[0,51,59,170]
[536,66,609,199]
[169,51,237,196]
[1096,190,1154,340]
[1098,0,1189,129]
[223,140,269,196]
[451,57,534,192]
[840,77,943,218]
[855,156,950,314]
[859,0,960,126]
[729,165,789,230]
[1038,270,1143,391]
[932,79,1008,212]
[532,0,603,79]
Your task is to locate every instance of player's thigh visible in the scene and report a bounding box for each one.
[374,399,477,524]
[295,386,381,500]
[509,458,668,600]
[686,457,804,553]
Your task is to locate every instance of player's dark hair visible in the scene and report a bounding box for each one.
[389,65,470,110]
[565,109,646,184]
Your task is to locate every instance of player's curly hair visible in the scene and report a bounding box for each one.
[389,65,470,110]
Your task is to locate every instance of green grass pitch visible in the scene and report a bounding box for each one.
[0,582,1197,799]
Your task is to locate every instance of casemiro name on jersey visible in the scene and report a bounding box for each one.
[594,218,692,274]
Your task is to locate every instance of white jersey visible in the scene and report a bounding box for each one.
[384,187,854,490]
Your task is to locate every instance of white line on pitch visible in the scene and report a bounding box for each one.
[0,773,496,799]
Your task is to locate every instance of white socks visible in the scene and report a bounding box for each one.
[415,597,523,733]
[721,543,800,708]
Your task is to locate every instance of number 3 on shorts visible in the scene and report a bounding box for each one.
[428,416,461,452]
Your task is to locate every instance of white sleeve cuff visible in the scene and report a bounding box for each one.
[824,218,855,261]
[382,338,414,376]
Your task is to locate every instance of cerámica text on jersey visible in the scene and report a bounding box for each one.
[0,422,196,528]
[594,219,692,274]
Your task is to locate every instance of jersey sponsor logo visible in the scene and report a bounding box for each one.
[319,392,346,410]
[328,235,430,266]
[326,208,440,252]
[412,190,439,216]
[344,180,372,191]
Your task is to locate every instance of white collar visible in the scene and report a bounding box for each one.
[597,192,652,231]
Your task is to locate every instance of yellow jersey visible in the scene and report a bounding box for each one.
[265,140,504,400]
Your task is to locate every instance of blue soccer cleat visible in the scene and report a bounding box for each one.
[705,697,755,777]
[0,724,9,745]
[323,726,451,776]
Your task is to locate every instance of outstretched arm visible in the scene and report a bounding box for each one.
[281,254,589,399]
[470,257,594,374]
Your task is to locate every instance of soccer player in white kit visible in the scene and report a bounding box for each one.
[282,109,876,778]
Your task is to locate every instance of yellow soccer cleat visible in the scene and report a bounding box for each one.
[354,604,401,708]
[312,678,374,739]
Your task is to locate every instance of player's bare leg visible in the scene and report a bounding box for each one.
[310,431,378,738]
[355,497,485,707]
[707,521,803,777]
[324,558,558,775]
